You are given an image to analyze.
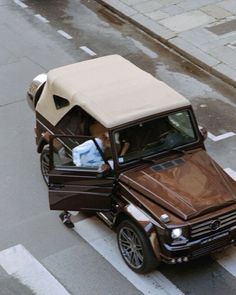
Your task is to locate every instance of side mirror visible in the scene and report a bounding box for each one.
[199,127,208,141]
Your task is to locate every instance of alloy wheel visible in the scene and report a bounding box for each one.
[118,226,144,269]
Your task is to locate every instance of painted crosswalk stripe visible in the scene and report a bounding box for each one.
[80,46,97,56]
[57,30,73,40]
[198,126,235,142]
[0,244,70,295]
[224,168,236,181]
[208,131,235,142]
[214,246,236,277]
[35,14,49,23]
[74,216,183,295]
[14,0,28,8]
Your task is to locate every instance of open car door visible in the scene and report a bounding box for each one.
[48,135,114,212]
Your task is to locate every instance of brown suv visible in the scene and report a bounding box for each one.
[27,55,236,273]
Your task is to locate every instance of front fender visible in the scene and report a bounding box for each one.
[116,203,161,261]
[37,132,50,153]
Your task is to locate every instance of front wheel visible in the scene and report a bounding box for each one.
[117,219,159,273]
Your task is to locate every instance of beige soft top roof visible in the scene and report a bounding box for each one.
[36,55,190,128]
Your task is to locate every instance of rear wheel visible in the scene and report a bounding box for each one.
[40,145,50,185]
[117,219,159,273]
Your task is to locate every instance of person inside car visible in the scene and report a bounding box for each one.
[72,132,111,169]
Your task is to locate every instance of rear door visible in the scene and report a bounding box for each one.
[48,135,114,212]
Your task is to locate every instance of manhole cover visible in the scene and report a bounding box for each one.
[207,19,236,35]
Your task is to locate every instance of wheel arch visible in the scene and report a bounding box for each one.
[37,137,48,153]
[114,203,161,261]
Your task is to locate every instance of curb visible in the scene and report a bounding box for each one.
[95,0,236,89]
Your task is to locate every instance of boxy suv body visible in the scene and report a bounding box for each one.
[27,55,236,273]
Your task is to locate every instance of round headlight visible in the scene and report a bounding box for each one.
[27,73,47,110]
[171,228,182,239]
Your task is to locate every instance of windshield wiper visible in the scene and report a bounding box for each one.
[164,147,186,156]
[138,157,156,164]
[138,148,185,164]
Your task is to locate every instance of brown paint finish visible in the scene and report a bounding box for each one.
[120,150,236,221]
[48,168,114,211]
[49,188,112,211]
[28,57,236,267]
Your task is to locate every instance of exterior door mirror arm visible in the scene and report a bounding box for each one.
[199,126,208,141]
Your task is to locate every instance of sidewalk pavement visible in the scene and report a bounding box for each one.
[95,0,236,87]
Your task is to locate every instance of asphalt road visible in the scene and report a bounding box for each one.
[0,0,236,294]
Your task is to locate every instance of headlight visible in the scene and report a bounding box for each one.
[171,228,182,239]
[27,73,47,110]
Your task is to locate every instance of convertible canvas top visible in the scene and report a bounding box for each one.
[36,55,190,128]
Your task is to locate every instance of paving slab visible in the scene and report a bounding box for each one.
[132,0,163,13]
[168,36,220,68]
[177,0,221,11]
[218,0,236,14]
[161,4,185,16]
[178,27,218,47]
[200,4,232,19]
[212,63,236,85]
[131,13,176,40]
[146,10,169,21]
[207,18,236,35]
[121,0,145,5]
[158,0,183,6]
[209,45,236,67]
[198,34,236,51]
[95,0,236,88]
[159,10,215,33]
[98,0,137,16]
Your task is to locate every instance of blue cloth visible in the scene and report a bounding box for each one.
[72,138,104,168]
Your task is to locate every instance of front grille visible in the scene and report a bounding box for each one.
[190,211,236,239]
[192,237,228,258]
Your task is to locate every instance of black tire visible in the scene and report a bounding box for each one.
[117,219,159,274]
[40,145,50,185]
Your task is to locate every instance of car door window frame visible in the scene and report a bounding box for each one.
[49,134,113,173]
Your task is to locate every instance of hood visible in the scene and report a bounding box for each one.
[120,150,236,220]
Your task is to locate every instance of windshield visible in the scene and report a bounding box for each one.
[114,110,198,164]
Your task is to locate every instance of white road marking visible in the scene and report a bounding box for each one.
[214,246,236,277]
[35,14,49,23]
[74,216,183,295]
[198,125,235,142]
[57,30,73,40]
[80,46,97,56]
[207,131,217,140]
[208,131,235,142]
[14,0,28,8]
[224,168,236,181]
[227,43,236,50]
[0,244,70,295]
